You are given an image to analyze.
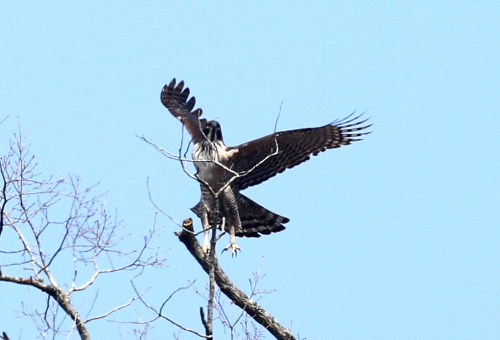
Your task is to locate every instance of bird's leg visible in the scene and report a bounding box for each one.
[218,218,225,231]
[202,210,211,254]
[220,188,241,255]
[223,225,240,255]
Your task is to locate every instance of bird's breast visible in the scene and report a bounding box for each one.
[192,141,232,187]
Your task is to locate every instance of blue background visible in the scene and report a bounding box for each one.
[1,1,499,339]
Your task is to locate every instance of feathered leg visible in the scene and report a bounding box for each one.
[191,201,213,254]
[221,187,241,255]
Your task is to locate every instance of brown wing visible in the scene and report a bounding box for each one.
[229,113,372,191]
[161,79,206,144]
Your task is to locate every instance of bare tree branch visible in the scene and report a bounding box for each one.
[0,274,91,340]
[85,294,142,323]
[0,122,166,339]
[0,159,8,238]
[130,280,212,339]
[176,219,296,340]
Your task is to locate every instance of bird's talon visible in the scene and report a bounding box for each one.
[202,245,211,255]
[222,243,240,256]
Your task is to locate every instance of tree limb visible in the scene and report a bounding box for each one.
[176,219,296,340]
[0,274,91,340]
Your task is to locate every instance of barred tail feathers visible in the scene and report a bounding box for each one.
[190,195,288,238]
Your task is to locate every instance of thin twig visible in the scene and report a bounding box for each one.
[130,281,212,339]
[274,101,284,134]
[85,294,142,323]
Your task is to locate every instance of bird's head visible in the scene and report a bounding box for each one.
[202,120,224,143]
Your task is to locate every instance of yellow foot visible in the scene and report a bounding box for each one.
[202,244,211,255]
[222,242,241,256]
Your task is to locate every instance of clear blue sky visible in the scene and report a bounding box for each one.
[1,1,499,339]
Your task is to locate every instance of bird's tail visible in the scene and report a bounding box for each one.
[235,194,288,237]
[190,194,288,238]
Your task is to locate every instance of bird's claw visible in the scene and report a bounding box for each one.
[222,243,241,256]
[202,244,211,255]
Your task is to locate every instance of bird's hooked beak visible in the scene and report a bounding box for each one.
[202,120,224,142]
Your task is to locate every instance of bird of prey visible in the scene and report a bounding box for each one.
[161,79,371,254]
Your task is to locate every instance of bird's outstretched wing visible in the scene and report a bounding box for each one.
[229,113,372,191]
[161,78,206,144]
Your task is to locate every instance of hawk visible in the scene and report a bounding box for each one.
[161,79,371,253]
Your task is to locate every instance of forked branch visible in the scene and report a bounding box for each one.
[0,274,91,340]
[176,219,296,340]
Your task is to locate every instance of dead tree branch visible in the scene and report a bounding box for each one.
[176,219,296,340]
